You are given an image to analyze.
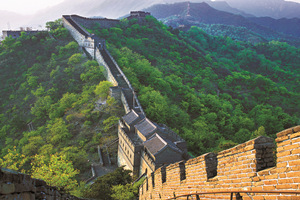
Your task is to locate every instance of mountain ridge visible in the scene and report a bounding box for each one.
[144,2,300,44]
[217,0,300,19]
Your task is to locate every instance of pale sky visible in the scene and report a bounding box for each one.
[1,0,65,14]
[1,0,300,15]
[286,0,300,3]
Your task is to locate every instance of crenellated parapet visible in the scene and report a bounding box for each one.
[139,126,300,200]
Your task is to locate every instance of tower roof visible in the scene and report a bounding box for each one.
[144,134,167,156]
[122,109,140,125]
[144,133,183,157]
[135,118,157,139]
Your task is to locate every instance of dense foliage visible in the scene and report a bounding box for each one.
[0,19,123,193]
[81,167,139,199]
[87,16,299,155]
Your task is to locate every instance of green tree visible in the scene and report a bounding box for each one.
[31,95,53,121]
[47,118,71,145]
[0,146,26,171]
[94,81,113,99]
[68,53,83,65]
[103,116,120,133]
[83,167,132,199]
[31,154,79,191]
[251,126,266,139]
[22,136,45,157]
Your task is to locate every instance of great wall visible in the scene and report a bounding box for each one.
[61,13,300,200]
[1,12,299,200]
[139,126,300,200]
[62,13,189,180]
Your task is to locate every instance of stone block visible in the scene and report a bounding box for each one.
[34,178,46,187]
[36,185,47,193]
[21,192,35,200]
[0,183,15,195]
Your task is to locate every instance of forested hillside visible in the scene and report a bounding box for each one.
[0,20,124,194]
[86,16,299,155]
[0,15,299,197]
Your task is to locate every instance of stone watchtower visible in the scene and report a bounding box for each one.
[118,109,188,178]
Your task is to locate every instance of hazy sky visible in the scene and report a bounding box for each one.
[1,0,300,15]
[1,0,65,14]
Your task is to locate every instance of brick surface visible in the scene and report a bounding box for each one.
[139,127,300,199]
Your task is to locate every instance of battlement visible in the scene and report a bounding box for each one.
[139,126,300,199]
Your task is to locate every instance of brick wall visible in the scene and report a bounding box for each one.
[139,126,300,200]
[0,168,86,200]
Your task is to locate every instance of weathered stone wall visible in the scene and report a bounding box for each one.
[121,91,131,114]
[62,16,88,47]
[110,86,122,102]
[70,15,120,29]
[0,169,86,200]
[94,48,119,86]
[140,151,156,177]
[139,126,300,200]
[118,120,142,177]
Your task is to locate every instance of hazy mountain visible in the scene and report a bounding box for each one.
[216,0,300,19]
[12,0,252,30]
[248,17,300,38]
[144,2,300,44]
[204,1,254,17]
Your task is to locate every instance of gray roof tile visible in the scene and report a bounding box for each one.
[122,110,140,125]
[144,134,167,156]
[135,118,157,138]
[144,134,183,157]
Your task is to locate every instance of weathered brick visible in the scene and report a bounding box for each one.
[290,131,300,139]
[277,151,291,157]
[293,178,300,183]
[284,144,300,151]
[263,185,275,190]
[277,140,291,147]
[292,148,300,154]
[289,160,300,166]
[277,127,294,137]
[276,135,289,142]
[286,172,300,178]
[279,173,287,178]
[278,178,294,184]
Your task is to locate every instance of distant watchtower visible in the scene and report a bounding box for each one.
[127,11,151,20]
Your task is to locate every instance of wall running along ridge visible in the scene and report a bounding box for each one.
[139,126,300,200]
[62,15,144,115]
